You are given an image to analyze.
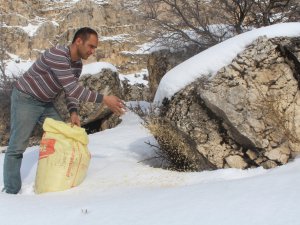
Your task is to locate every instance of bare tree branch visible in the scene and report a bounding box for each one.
[250,0,298,27]
[130,0,299,51]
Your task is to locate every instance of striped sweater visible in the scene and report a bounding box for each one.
[15,45,103,113]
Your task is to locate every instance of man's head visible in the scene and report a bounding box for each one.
[72,27,98,60]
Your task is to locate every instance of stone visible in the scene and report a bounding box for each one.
[265,143,291,164]
[147,47,200,100]
[197,36,300,162]
[152,36,300,170]
[262,139,269,148]
[246,150,258,160]
[1,0,156,74]
[2,13,28,26]
[121,80,150,101]
[55,68,123,129]
[261,160,278,169]
[225,155,248,169]
[31,21,58,50]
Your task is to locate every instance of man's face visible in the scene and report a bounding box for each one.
[77,34,98,60]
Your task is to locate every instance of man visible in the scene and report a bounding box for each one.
[3,27,125,194]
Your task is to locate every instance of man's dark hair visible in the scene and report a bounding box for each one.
[72,27,98,43]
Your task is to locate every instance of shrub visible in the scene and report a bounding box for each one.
[129,102,216,171]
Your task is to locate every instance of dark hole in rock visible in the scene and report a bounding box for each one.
[82,119,102,134]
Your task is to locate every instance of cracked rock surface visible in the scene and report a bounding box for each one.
[160,36,300,169]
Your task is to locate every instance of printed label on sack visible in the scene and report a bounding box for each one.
[39,138,56,159]
[66,147,75,177]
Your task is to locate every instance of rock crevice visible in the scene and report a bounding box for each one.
[153,36,300,170]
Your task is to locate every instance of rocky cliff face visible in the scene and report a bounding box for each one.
[1,0,150,74]
[151,36,300,170]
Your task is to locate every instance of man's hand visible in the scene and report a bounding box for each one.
[70,111,81,127]
[103,95,126,116]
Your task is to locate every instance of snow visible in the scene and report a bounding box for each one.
[51,21,60,27]
[1,111,300,225]
[3,16,58,37]
[4,57,147,86]
[119,69,149,86]
[1,22,300,225]
[3,60,117,77]
[3,23,40,37]
[122,41,166,55]
[81,62,118,75]
[4,59,33,77]
[154,22,300,104]
[124,24,236,55]
[101,34,130,42]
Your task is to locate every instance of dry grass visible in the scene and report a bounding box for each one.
[129,102,216,171]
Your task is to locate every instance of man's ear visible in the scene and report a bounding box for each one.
[75,37,83,45]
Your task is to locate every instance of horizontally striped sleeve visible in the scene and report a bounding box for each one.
[65,96,79,114]
[46,47,103,112]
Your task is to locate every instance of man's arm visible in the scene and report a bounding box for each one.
[49,52,103,105]
[49,48,125,126]
[69,96,125,127]
[103,95,126,116]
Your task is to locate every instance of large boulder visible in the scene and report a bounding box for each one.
[147,47,201,100]
[120,69,151,101]
[155,36,300,170]
[54,68,123,132]
[121,80,150,101]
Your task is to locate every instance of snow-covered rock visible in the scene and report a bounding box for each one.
[155,34,300,169]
